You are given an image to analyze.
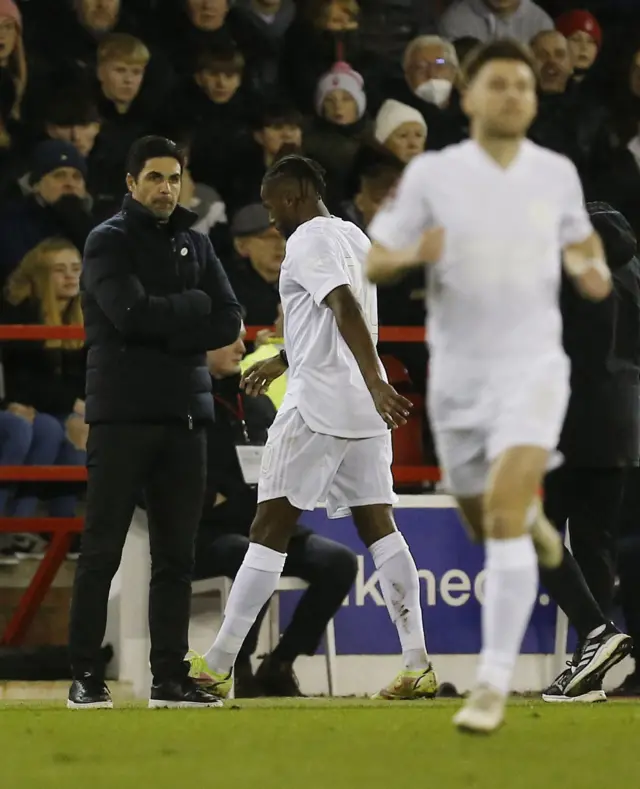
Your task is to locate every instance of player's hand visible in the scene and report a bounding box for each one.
[413,226,445,265]
[369,379,412,429]
[241,355,287,396]
[254,328,275,347]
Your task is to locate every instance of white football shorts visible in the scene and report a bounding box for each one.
[429,353,570,498]
[257,407,397,518]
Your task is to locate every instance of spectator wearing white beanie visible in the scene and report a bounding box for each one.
[374,99,428,165]
[315,61,367,126]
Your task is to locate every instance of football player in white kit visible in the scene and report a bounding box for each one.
[188,154,438,701]
[367,40,612,733]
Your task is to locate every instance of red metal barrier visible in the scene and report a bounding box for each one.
[0,324,427,343]
[0,323,438,644]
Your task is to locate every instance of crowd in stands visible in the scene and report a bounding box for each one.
[0,0,639,564]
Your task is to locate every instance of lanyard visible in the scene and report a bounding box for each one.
[213,393,249,444]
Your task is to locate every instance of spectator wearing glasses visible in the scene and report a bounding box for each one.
[385,36,468,150]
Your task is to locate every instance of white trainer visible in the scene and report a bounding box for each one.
[453,684,506,734]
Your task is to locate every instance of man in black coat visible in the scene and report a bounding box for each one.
[194,324,358,697]
[67,135,242,710]
[540,202,640,702]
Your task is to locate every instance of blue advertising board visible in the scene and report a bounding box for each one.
[278,503,562,655]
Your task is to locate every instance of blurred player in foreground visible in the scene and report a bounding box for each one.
[366,39,612,733]
[188,154,437,701]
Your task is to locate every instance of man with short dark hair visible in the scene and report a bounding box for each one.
[367,38,611,733]
[528,30,612,189]
[67,135,242,710]
[222,100,303,213]
[194,323,358,697]
[173,45,255,194]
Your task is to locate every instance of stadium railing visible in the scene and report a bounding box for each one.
[0,323,439,646]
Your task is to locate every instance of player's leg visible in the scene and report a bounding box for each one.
[255,527,358,697]
[189,409,344,695]
[539,466,628,702]
[189,500,301,694]
[327,433,436,699]
[454,444,546,733]
[550,468,631,699]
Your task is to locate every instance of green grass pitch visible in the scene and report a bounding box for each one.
[2,697,640,789]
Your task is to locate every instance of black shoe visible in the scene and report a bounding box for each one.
[255,653,304,697]
[542,665,606,703]
[148,676,224,708]
[563,624,633,698]
[609,671,640,698]
[233,662,263,699]
[67,676,113,709]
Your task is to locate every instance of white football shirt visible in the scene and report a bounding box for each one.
[278,215,387,438]
[369,139,593,378]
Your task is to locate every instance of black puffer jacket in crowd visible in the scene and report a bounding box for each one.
[82,194,242,424]
[559,201,640,467]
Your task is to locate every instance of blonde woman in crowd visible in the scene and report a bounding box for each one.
[0,237,87,531]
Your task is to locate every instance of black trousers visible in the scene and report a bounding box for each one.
[544,466,626,618]
[69,423,207,682]
[195,495,358,663]
[616,466,640,661]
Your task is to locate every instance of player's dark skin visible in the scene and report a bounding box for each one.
[240,174,412,554]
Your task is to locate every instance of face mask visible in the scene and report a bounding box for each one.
[415,78,452,107]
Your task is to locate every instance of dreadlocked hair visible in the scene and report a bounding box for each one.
[263,154,327,201]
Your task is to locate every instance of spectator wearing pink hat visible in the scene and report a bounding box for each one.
[314,60,367,125]
[556,10,602,82]
[305,62,371,208]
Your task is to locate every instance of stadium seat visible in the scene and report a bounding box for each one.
[380,355,425,466]
[192,576,338,697]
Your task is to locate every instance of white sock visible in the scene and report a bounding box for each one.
[477,536,538,696]
[204,543,286,675]
[369,531,430,671]
[587,624,606,640]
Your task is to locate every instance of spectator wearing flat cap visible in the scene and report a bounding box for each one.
[227,204,284,329]
[0,140,96,286]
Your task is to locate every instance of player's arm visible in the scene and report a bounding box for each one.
[559,160,611,302]
[563,231,612,302]
[83,227,212,337]
[324,285,412,429]
[367,230,444,284]
[366,156,443,284]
